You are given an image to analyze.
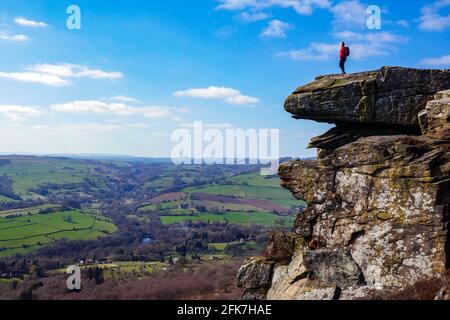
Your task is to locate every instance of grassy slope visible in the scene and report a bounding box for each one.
[0,210,117,258]
[0,157,98,197]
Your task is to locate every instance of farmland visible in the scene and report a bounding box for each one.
[0,156,306,260]
[0,157,101,198]
[139,170,304,227]
[0,155,307,301]
[0,209,117,258]
[160,211,294,226]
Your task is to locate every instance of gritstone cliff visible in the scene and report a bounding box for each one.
[238,66,450,300]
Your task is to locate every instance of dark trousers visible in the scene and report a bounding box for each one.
[339,58,346,74]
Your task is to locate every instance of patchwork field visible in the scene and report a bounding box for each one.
[140,170,305,227]
[148,192,187,204]
[0,210,117,258]
[160,211,294,226]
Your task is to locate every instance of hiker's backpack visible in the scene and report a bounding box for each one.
[344,46,350,57]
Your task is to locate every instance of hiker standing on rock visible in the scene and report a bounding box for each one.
[339,42,350,74]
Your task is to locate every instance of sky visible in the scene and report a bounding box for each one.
[0,0,449,158]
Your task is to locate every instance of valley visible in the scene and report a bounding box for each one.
[0,155,302,299]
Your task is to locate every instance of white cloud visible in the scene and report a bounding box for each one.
[238,11,271,22]
[0,32,29,42]
[30,123,126,133]
[0,63,123,87]
[225,95,260,105]
[110,95,140,103]
[261,19,291,38]
[50,100,174,119]
[330,0,368,29]
[396,20,410,28]
[421,54,450,67]
[419,0,450,31]
[0,105,42,121]
[42,123,131,133]
[14,17,48,28]
[174,86,260,105]
[278,31,406,61]
[29,63,123,80]
[0,72,69,86]
[217,0,331,15]
[278,43,337,61]
[180,123,234,129]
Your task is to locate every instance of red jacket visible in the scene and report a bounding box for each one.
[340,47,346,59]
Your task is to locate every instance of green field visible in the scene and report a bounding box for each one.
[183,184,294,200]
[229,172,282,188]
[192,200,263,212]
[0,157,100,197]
[160,211,294,226]
[137,170,305,227]
[0,210,117,258]
[0,195,18,203]
[0,204,61,217]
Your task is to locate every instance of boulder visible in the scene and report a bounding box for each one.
[303,248,365,288]
[237,258,274,289]
[420,89,450,140]
[237,258,274,300]
[285,67,450,128]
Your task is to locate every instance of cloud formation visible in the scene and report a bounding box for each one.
[110,96,140,103]
[330,0,368,29]
[261,20,291,38]
[50,100,174,119]
[0,105,42,121]
[0,63,123,86]
[278,31,406,61]
[174,86,260,105]
[419,0,450,31]
[0,32,29,42]
[421,54,450,67]
[238,11,271,22]
[216,0,331,15]
[14,17,48,28]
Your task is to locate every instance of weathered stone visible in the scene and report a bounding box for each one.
[309,125,420,150]
[237,258,274,290]
[420,90,450,140]
[279,136,450,289]
[295,284,338,300]
[241,288,268,300]
[285,67,450,128]
[435,286,450,300]
[303,248,365,288]
[264,232,304,263]
[267,252,309,300]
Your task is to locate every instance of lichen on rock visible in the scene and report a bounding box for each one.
[238,67,450,300]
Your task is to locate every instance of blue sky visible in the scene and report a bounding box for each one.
[0,0,449,158]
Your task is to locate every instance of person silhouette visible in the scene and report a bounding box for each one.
[339,42,350,74]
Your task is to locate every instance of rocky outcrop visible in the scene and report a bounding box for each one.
[285,67,450,128]
[238,67,450,300]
